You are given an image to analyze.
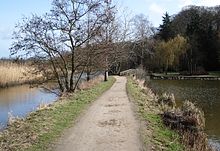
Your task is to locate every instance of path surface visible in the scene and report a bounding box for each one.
[54,76,141,151]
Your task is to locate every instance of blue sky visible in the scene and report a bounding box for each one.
[0,0,52,58]
[0,0,220,58]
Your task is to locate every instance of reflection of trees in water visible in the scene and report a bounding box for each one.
[0,85,57,128]
[0,85,38,105]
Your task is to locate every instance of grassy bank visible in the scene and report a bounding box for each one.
[0,77,116,151]
[0,61,42,88]
[126,77,184,151]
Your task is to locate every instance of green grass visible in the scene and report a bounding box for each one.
[126,77,184,151]
[146,114,183,151]
[0,77,116,151]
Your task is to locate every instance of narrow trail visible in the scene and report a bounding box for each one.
[54,76,142,151]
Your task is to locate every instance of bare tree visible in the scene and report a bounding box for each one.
[93,5,133,76]
[11,0,113,93]
[107,8,133,74]
[131,14,154,68]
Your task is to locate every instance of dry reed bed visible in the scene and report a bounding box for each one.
[0,62,42,88]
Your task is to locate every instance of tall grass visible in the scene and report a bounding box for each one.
[0,61,40,87]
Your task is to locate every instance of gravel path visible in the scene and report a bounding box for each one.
[54,76,141,151]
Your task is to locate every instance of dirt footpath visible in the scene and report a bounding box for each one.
[54,76,142,151]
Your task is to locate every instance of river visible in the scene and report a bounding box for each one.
[148,79,220,150]
[0,85,57,129]
[0,72,103,130]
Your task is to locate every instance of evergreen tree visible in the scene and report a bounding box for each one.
[158,12,173,41]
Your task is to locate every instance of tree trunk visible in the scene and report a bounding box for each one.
[48,54,65,92]
[70,47,75,91]
[165,60,168,75]
[104,71,108,81]
[73,71,84,92]
[87,71,90,81]
[116,62,121,75]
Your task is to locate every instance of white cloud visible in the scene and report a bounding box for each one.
[179,0,220,7]
[119,0,220,27]
[149,3,165,16]
[196,0,220,7]
[148,3,166,26]
[179,0,193,8]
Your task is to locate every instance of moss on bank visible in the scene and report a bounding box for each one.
[0,77,116,151]
[126,77,184,151]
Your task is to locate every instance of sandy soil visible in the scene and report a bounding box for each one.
[54,76,142,151]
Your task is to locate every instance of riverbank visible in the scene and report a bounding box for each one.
[151,73,220,80]
[0,77,115,151]
[148,79,220,150]
[126,77,212,151]
[126,77,184,150]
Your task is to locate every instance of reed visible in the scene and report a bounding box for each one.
[0,61,41,88]
[161,100,211,151]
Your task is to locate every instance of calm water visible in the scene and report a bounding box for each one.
[0,85,57,129]
[148,80,220,149]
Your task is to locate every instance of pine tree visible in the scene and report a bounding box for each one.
[158,12,173,41]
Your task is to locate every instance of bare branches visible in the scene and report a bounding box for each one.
[11,0,114,93]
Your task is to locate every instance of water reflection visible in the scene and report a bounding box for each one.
[0,85,57,129]
[148,80,220,148]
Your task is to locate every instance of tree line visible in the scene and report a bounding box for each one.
[10,0,220,93]
[154,6,220,74]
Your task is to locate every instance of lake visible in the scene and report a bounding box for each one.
[147,79,220,150]
[0,85,57,129]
